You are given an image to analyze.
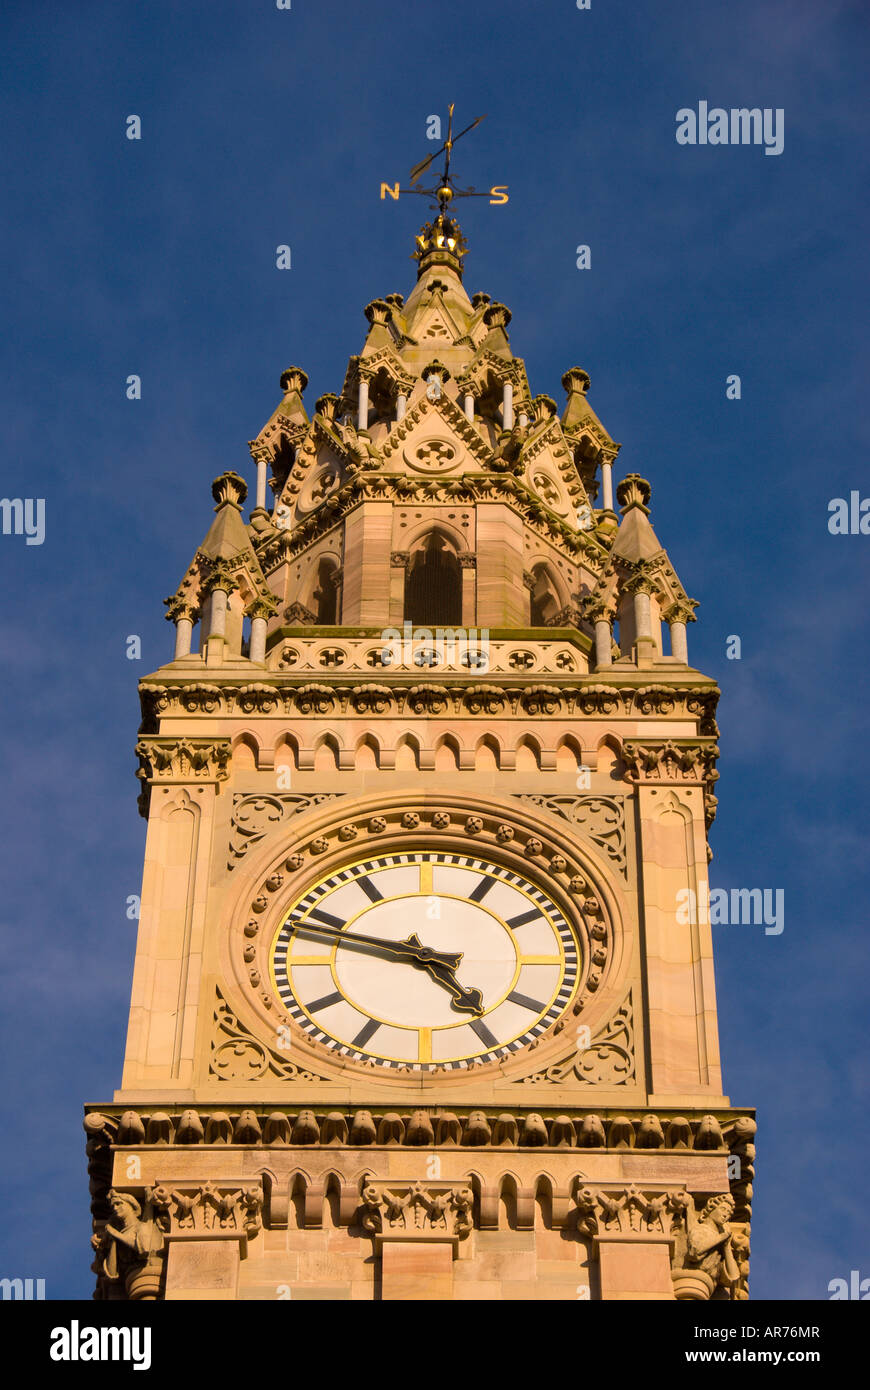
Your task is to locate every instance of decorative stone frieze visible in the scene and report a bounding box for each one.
[360,1180,474,1244]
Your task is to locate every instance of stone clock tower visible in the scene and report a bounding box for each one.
[84,210,755,1302]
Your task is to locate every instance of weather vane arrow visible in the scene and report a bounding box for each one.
[380,104,508,210]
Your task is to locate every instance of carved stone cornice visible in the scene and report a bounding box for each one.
[84,1104,752,1158]
[83,1105,756,1233]
[84,1110,752,1300]
[137,677,720,733]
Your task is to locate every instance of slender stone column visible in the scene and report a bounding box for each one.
[634,588,653,640]
[670,620,688,663]
[601,460,614,512]
[174,616,193,659]
[586,601,614,669]
[396,393,407,422]
[623,570,659,663]
[458,553,477,629]
[165,595,198,660]
[519,410,528,429]
[502,381,514,431]
[249,618,267,662]
[595,619,613,668]
[464,393,474,422]
[357,377,369,430]
[201,559,238,666]
[664,601,696,664]
[246,595,278,664]
[250,455,267,511]
[209,588,228,638]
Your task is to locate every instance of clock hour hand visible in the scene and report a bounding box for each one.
[401,934,484,1016]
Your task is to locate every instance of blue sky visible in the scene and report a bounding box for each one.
[0,0,867,1299]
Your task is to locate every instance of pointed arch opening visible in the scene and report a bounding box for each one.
[231,732,259,770]
[434,733,460,772]
[313,556,339,624]
[405,532,462,627]
[515,735,542,771]
[313,733,340,772]
[555,735,584,774]
[529,563,562,626]
[395,735,421,771]
[355,735,380,771]
[475,735,500,771]
[498,1174,520,1231]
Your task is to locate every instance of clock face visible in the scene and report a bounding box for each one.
[270,851,580,1071]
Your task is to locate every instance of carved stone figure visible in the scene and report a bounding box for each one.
[91,1190,165,1300]
[672,1193,739,1300]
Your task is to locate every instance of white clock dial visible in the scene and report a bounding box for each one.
[270,851,580,1071]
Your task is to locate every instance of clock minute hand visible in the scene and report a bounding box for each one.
[291,918,460,969]
[290,919,485,1016]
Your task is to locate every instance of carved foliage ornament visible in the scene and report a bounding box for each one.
[359,1179,473,1240]
[228,793,343,868]
[135,738,230,783]
[522,996,635,1087]
[622,740,719,784]
[209,988,332,1085]
[515,794,627,878]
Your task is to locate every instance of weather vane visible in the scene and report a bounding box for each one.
[380,104,508,210]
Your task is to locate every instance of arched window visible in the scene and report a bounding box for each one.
[405,533,462,626]
[313,557,338,624]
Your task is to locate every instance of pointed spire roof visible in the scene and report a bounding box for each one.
[610,474,665,562]
[166,472,274,618]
